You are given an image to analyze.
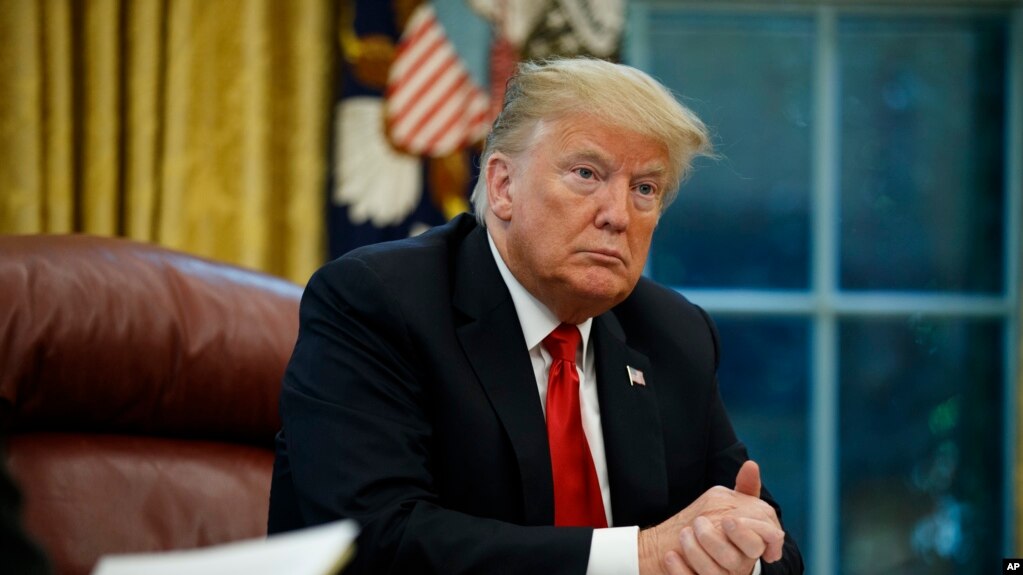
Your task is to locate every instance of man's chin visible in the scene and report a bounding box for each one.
[565,276,633,310]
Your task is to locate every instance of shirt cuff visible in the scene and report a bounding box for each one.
[584,527,762,575]
[586,526,639,575]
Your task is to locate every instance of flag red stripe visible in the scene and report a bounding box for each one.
[386,31,447,99]
[418,85,485,151]
[391,11,436,60]
[389,57,459,133]
[397,72,471,150]
[385,3,490,156]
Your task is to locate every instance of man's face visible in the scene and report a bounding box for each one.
[487,115,671,323]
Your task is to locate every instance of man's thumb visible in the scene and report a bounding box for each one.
[735,460,761,497]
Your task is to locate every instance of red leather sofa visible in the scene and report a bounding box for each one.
[0,235,302,575]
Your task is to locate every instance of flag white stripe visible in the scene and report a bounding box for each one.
[407,84,471,151]
[390,62,462,142]
[385,3,490,156]
[387,41,457,116]
[429,100,489,154]
[388,8,440,79]
[388,30,449,101]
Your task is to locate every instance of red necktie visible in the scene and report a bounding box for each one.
[542,323,608,528]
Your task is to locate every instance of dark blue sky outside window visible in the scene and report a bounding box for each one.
[839,16,1007,293]
[648,14,814,289]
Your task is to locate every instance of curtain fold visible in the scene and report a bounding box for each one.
[82,0,120,235]
[42,0,75,233]
[0,0,43,233]
[0,0,333,284]
[125,0,163,241]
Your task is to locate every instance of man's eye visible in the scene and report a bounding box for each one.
[576,168,594,179]
[637,184,656,196]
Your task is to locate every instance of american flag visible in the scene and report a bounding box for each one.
[627,365,646,387]
[385,4,490,158]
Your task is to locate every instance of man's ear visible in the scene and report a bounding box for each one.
[485,153,514,222]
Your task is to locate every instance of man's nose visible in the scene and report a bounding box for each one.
[594,179,630,231]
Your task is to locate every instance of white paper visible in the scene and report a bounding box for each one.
[91,520,358,575]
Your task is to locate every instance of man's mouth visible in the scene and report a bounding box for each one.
[581,248,625,265]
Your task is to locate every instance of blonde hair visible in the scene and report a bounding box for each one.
[471,58,712,225]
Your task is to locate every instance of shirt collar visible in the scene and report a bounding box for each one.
[487,231,593,359]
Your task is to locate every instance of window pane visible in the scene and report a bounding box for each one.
[839,317,1003,575]
[715,316,810,558]
[839,16,1007,292]
[645,14,813,289]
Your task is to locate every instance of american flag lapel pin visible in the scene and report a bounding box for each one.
[626,365,646,387]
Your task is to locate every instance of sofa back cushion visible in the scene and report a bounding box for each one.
[0,235,302,575]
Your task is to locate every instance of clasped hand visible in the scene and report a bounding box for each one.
[638,461,784,575]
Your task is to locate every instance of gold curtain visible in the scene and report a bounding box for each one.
[0,0,334,284]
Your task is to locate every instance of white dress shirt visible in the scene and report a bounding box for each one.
[487,234,639,575]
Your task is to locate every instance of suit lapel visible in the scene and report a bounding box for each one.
[452,227,554,526]
[592,312,669,527]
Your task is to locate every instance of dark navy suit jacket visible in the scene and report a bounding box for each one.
[268,214,803,575]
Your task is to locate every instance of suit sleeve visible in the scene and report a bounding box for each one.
[272,257,592,575]
[696,307,805,575]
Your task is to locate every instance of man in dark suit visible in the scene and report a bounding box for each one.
[269,58,803,575]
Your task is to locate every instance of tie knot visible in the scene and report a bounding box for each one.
[542,323,581,363]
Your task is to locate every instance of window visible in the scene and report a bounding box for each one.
[628,3,1020,573]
